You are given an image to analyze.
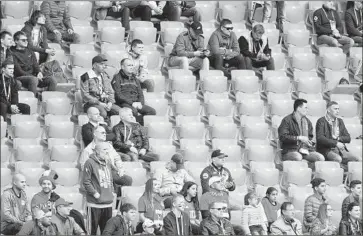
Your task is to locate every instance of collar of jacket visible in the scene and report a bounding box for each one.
[128,49,140,59]
[211,162,223,172]
[55,212,69,222]
[217,28,231,39]
[119,69,134,80]
[322,4,333,12]
[90,153,107,166]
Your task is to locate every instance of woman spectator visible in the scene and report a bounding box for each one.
[345,1,363,46]
[310,203,338,235]
[339,202,363,235]
[261,187,281,233]
[180,181,202,235]
[137,178,164,234]
[21,10,56,64]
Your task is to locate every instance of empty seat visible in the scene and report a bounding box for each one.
[211,143,243,163]
[98,26,126,44]
[295,76,322,99]
[182,145,210,162]
[124,167,148,186]
[269,99,293,117]
[281,161,312,190]
[52,167,80,187]
[289,186,314,211]
[1,168,12,187]
[204,99,234,117]
[283,28,310,50]
[15,144,43,163]
[144,98,169,116]
[236,99,264,117]
[69,45,98,68]
[250,161,279,187]
[345,161,362,186]
[144,50,161,70]
[202,76,229,94]
[318,47,347,74]
[284,2,306,24]
[161,27,186,46]
[325,186,349,211]
[335,100,359,118]
[219,2,247,23]
[44,115,74,139]
[243,144,275,167]
[306,99,326,117]
[208,122,239,140]
[150,145,177,162]
[143,116,169,128]
[58,193,84,213]
[176,122,205,140]
[168,69,193,81]
[170,75,197,93]
[2,1,30,19]
[173,99,202,117]
[67,1,92,22]
[241,121,270,141]
[315,161,344,186]
[147,122,173,139]
[100,43,126,54]
[195,2,217,22]
[345,124,363,140]
[49,143,79,163]
[16,163,45,186]
[13,121,41,139]
[223,163,247,186]
[131,27,157,46]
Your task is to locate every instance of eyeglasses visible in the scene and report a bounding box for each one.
[224,26,234,31]
[211,207,227,211]
[19,39,27,42]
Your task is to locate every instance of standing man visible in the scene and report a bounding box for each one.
[1,174,32,235]
[316,101,361,163]
[342,180,362,219]
[103,203,137,235]
[270,202,303,235]
[0,31,13,66]
[163,194,192,235]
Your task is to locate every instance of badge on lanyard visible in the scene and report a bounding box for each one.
[21,200,26,206]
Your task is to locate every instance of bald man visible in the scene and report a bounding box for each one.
[1,174,32,235]
[81,106,115,147]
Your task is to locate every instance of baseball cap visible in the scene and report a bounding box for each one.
[209,176,222,186]
[190,21,203,35]
[92,55,107,65]
[54,197,73,208]
[143,219,156,228]
[211,149,228,159]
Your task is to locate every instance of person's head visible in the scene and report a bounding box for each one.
[293,99,308,117]
[311,178,327,195]
[211,149,228,168]
[180,181,199,210]
[220,19,233,36]
[209,201,227,219]
[339,77,349,85]
[350,180,362,197]
[39,170,58,193]
[144,178,161,200]
[347,202,361,220]
[209,176,225,191]
[1,30,13,48]
[281,202,295,220]
[316,203,333,223]
[251,24,265,41]
[87,106,102,123]
[13,31,28,49]
[93,125,107,142]
[131,39,144,56]
[12,173,27,191]
[326,101,339,119]
[172,194,186,212]
[55,198,73,217]
[120,58,134,75]
[244,192,258,207]
[92,55,107,74]
[2,59,14,78]
[120,203,137,223]
[119,107,136,124]
[94,141,110,160]
[30,10,45,26]
[168,153,185,172]
[323,1,335,9]
[142,219,155,234]
[266,187,278,203]
[34,209,53,227]
[189,21,203,39]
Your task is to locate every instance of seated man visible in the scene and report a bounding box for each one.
[17,209,58,235]
[113,107,159,165]
[316,101,361,163]
[270,202,303,235]
[238,24,275,70]
[313,1,354,54]
[81,55,121,120]
[345,1,362,46]
[163,1,201,22]
[11,31,57,96]
[1,31,14,66]
[103,203,137,236]
[0,60,30,120]
[278,99,325,163]
[199,201,235,235]
[112,58,156,125]
[131,1,166,21]
[208,19,248,77]
[169,21,210,71]
[154,153,194,197]
[40,0,80,46]
[81,106,115,147]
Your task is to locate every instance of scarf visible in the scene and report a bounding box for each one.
[325,112,339,140]
[246,32,268,56]
[349,218,361,235]
[294,112,309,150]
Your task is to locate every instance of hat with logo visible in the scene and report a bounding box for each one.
[211,149,228,159]
[92,55,107,65]
[190,21,203,35]
[54,197,73,208]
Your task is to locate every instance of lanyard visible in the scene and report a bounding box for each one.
[354,9,362,27]
[123,125,132,143]
[216,220,226,235]
[322,8,335,22]
[2,75,11,101]
[175,214,184,236]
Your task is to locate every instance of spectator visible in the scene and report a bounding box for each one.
[40,1,80,46]
[132,1,166,21]
[345,1,362,46]
[199,201,235,235]
[52,198,85,235]
[238,24,275,70]
[82,142,115,235]
[310,203,338,235]
[0,30,13,66]
[270,202,303,235]
[1,174,32,235]
[180,181,202,235]
[163,1,201,22]
[113,107,159,165]
[163,194,192,235]
[81,55,121,120]
[208,19,248,77]
[112,58,156,125]
[200,149,236,194]
[21,10,56,64]
[11,31,57,96]
[313,1,354,54]
[261,187,281,232]
[342,180,362,219]
[137,178,164,234]
[316,101,361,163]
[278,99,325,162]
[303,178,327,232]
[169,21,210,71]
[81,106,115,147]
[241,192,268,235]
[103,203,137,236]
[0,60,30,120]
[339,202,363,235]
[17,208,58,235]
[154,153,194,197]
[126,39,154,92]
[139,219,156,235]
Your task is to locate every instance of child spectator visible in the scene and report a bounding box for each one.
[261,187,281,232]
[242,192,268,235]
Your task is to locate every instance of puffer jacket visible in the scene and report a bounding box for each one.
[303,193,327,230]
[111,70,144,106]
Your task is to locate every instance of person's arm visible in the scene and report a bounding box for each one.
[31,51,40,76]
[112,124,131,152]
[111,75,134,106]
[82,162,98,197]
[21,26,46,53]
[200,221,210,235]
[345,11,363,36]
[81,124,94,147]
[140,126,149,150]
[303,197,315,223]
[2,192,23,223]
[341,198,349,220]
[10,79,19,105]
[136,80,145,105]
[62,3,73,30]
[313,9,333,35]
[238,36,254,58]
[16,221,33,235]
[103,74,116,104]
[208,32,223,55]
[12,54,28,77]
[308,119,314,141]
[338,119,351,142]
[334,10,343,35]
[40,1,57,32]
[270,222,283,235]
[263,38,272,55]
[80,75,101,105]
[338,221,348,235]
[71,218,85,235]
[225,169,236,191]
[163,215,175,235]
[278,117,300,144]
[79,148,90,171]
[316,118,338,148]
[154,169,169,196]
[227,32,240,57]
[241,209,251,235]
[174,34,195,57]
[109,144,124,171]
[200,169,210,194]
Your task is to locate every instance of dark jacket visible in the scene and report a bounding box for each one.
[278,113,314,154]
[342,194,361,220]
[315,116,351,156]
[163,211,192,236]
[40,1,73,32]
[111,70,144,106]
[0,45,12,67]
[81,122,115,147]
[339,218,363,235]
[0,75,19,107]
[170,31,205,58]
[207,28,240,57]
[113,121,149,153]
[16,220,58,235]
[238,32,271,58]
[200,163,235,194]
[103,215,134,236]
[200,216,235,235]
[21,21,49,54]
[345,7,363,37]
[10,46,40,78]
[313,6,343,36]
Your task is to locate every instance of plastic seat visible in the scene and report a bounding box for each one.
[284,2,306,24]
[124,167,148,186]
[2,1,30,19]
[209,122,239,140]
[250,161,279,186]
[104,50,128,68]
[1,168,12,187]
[319,48,347,72]
[161,27,187,46]
[67,1,92,22]
[171,92,197,103]
[345,124,362,140]
[45,115,74,139]
[186,167,205,186]
[71,49,98,69]
[143,116,169,128]
[49,144,79,163]
[176,122,205,140]
[237,99,264,117]
[98,26,126,44]
[243,144,275,168]
[73,25,94,44]
[122,186,144,208]
[284,29,310,50]
[17,165,45,186]
[44,96,72,116]
[150,161,168,176]
[211,143,242,163]
[345,161,362,186]
[168,69,193,81]
[202,27,216,45]
[13,121,41,139]
[315,161,344,186]
[295,76,322,98]
[203,76,228,94]
[182,145,210,162]
[241,121,270,141]
[52,167,80,187]
[203,91,229,103]
[144,50,161,70]
[325,186,349,211]
[100,43,126,54]
[269,99,293,117]
[173,99,202,117]
[204,99,234,117]
[223,163,247,186]
[195,2,217,22]
[199,70,224,81]
[147,122,173,139]
[272,52,286,70]
[281,161,312,190]
[335,101,359,118]
[131,27,157,46]
[219,2,247,23]
[144,98,169,116]
[150,145,176,162]
[305,99,326,117]
[1,145,11,167]
[345,140,362,161]
[170,75,197,93]
[289,186,314,211]
[15,143,43,163]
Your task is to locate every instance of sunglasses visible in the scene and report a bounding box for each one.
[212,207,227,211]
[224,26,234,31]
[19,39,27,42]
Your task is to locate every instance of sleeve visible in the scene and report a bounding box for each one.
[71,218,85,235]
[1,192,22,223]
[79,148,90,171]
[82,161,97,196]
[40,2,57,32]
[163,216,175,235]
[334,11,343,34]
[208,32,223,55]
[227,32,240,57]
[140,126,149,150]
[345,11,363,36]
[303,197,314,223]
[308,119,314,141]
[278,117,299,144]
[21,26,46,53]
[0,90,10,106]
[80,75,100,105]
[101,218,118,236]
[226,169,236,191]
[136,80,145,105]
[138,56,148,80]
[313,10,333,35]
[183,169,195,183]
[316,118,338,148]
[62,4,73,30]
[238,36,254,58]
[10,80,19,105]
[174,34,195,57]
[112,125,131,152]
[109,146,124,171]
[338,221,347,236]
[338,119,351,143]
[310,220,322,235]
[138,197,146,213]
[270,222,283,235]
[31,51,40,76]
[16,221,33,235]
[13,54,28,77]
[200,168,210,194]
[81,124,94,147]
[200,221,210,235]
[241,209,251,235]
[341,198,349,220]
[104,75,116,104]
[295,220,303,235]
[112,75,134,106]
[263,38,272,55]
[259,204,268,230]
[154,170,170,196]
[201,210,210,219]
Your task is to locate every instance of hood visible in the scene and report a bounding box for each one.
[90,152,108,166]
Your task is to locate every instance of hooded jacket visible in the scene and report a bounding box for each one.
[207,28,240,58]
[170,31,205,58]
[21,21,49,54]
[163,211,192,236]
[10,46,40,78]
[40,1,73,32]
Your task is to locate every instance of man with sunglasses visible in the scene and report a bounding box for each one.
[208,19,248,77]
[200,201,235,235]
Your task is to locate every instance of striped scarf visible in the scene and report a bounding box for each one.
[325,112,339,140]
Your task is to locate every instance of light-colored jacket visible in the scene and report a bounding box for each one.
[241,204,268,235]
[52,213,85,235]
[126,50,149,82]
[270,216,303,235]
[154,166,194,196]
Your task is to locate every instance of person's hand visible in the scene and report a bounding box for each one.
[107,102,112,110]
[126,140,133,146]
[67,28,74,34]
[100,102,108,109]
[94,192,100,199]
[224,181,233,189]
[336,142,345,149]
[25,215,32,221]
[155,6,163,15]
[193,219,200,226]
[132,102,139,109]
[139,148,146,156]
[261,54,270,61]
[10,105,20,114]
[194,51,204,57]
[130,146,138,154]
[53,29,61,37]
[37,72,43,80]
[45,48,56,56]
[134,102,142,109]
[298,136,313,146]
[203,49,210,56]
[118,169,125,177]
[170,185,178,195]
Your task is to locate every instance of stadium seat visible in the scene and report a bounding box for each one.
[199,70,224,81]
[124,167,148,186]
[147,122,173,139]
[281,161,312,191]
[52,167,80,187]
[287,48,317,78]
[250,161,279,187]
[218,2,247,23]
[315,161,344,186]
[241,120,270,142]
[223,163,247,186]
[122,185,144,209]
[306,99,326,117]
[15,143,43,163]
[172,99,202,118]
[243,144,275,169]
[324,70,350,93]
[67,1,93,22]
[44,115,74,139]
[284,1,306,24]
[318,47,347,77]
[204,98,234,118]
[2,1,30,19]
[49,143,79,163]
[16,163,45,186]
[201,76,229,98]
[208,122,239,141]
[202,27,217,44]
[97,26,126,45]
[182,144,210,162]
[283,28,310,52]
[100,43,127,54]
[144,98,169,116]
[1,168,12,188]
[294,76,323,100]
[236,99,264,118]
[345,124,362,140]
[195,2,217,22]
[70,49,98,70]
[289,186,314,211]
[175,121,205,141]
[269,99,293,118]
[168,69,193,81]
[104,50,128,69]
[345,140,362,161]
[233,75,260,98]
[325,186,349,211]
[1,145,11,167]
[58,192,84,213]
[131,27,157,46]
[150,144,176,162]
[345,161,362,186]
[144,50,161,71]
[160,27,186,46]
[211,142,243,163]
[13,121,41,139]
[170,75,197,94]
[73,25,94,44]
